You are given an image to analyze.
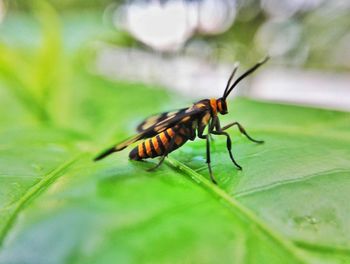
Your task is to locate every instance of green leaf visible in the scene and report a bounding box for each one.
[1,9,350,264]
[1,88,350,263]
[171,100,350,263]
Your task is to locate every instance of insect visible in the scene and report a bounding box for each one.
[94,57,269,184]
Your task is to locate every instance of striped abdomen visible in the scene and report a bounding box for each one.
[129,126,191,160]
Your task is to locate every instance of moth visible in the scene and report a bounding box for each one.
[95,57,269,184]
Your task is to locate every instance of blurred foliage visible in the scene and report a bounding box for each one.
[196,1,350,71]
[0,1,350,263]
[4,0,350,71]
[6,0,120,12]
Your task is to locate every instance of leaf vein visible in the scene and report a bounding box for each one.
[0,153,85,246]
[165,156,310,264]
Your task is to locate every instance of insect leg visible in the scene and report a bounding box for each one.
[221,122,264,144]
[147,132,176,172]
[198,133,218,184]
[211,131,242,170]
[147,154,167,172]
[208,119,215,141]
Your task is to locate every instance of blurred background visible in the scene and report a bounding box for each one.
[1,0,350,112]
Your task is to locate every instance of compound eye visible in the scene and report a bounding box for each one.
[219,100,226,112]
[217,98,228,114]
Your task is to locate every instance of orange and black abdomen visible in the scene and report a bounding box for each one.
[129,126,190,160]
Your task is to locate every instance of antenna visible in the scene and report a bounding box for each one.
[223,56,269,99]
[223,63,239,97]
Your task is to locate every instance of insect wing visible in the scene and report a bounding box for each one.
[114,133,144,151]
[136,108,187,132]
[114,112,184,152]
[95,105,204,161]
[115,112,189,150]
[136,107,202,138]
[94,133,145,161]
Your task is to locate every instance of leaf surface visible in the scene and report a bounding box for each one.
[0,10,350,264]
